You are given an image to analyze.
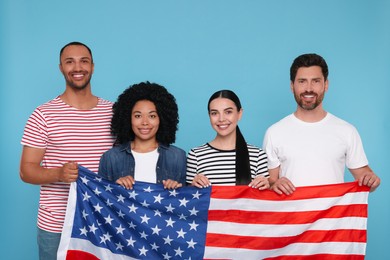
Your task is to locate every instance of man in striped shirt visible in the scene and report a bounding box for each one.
[20,42,114,260]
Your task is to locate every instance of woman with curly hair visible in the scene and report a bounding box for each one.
[186,90,269,189]
[98,82,186,190]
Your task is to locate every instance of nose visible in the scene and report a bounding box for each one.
[306,82,315,92]
[218,113,225,122]
[73,61,83,71]
[141,118,149,125]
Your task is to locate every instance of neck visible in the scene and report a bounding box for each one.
[131,139,159,153]
[294,105,327,123]
[60,86,97,110]
[210,134,236,150]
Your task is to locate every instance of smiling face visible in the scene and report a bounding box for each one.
[291,66,328,111]
[59,45,94,90]
[208,97,242,138]
[131,100,160,143]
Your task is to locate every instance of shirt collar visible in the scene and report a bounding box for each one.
[118,142,169,153]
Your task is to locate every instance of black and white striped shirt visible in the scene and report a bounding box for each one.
[186,143,268,185]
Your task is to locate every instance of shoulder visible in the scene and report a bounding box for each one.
[325,113,358,133]
[161,144,186,156]
[189,143,209,152]
[96,97,114,111]
[27,97,66,120]
[102,143,126,156]
[266,114,294,132]
[167,144,185,153]
[247,143,266,155]
[187,144,212,157]
[35,96,64,110]
[327,113,353,126]
[97,97,114,106]
[246,143,263,151]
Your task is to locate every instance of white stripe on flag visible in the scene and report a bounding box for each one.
[207,217,367,237]
[204,242,367,259]
[58,182,77,260]
[209,191,368,212]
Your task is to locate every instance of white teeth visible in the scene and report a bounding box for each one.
[139,129,150,134]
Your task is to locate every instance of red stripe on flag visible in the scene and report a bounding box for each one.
[66,250,100,260]
[206,229,366,250]
[208,204,367,224]
[204,182,369,258]
[211,181,369,201]
[264,254,365,260]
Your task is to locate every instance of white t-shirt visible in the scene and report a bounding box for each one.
[133,148,159,183]
[263,113,368,187]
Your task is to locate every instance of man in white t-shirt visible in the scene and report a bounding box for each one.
[263,53,380,195]
[20,42,114,259]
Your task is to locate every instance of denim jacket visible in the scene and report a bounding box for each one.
[98,142,187,185]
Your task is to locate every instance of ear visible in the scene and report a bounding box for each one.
[325,79,329,92]
[290,81,294,93]
[238,108,243,121]
[91,62,95,74]
[59,63,63,74]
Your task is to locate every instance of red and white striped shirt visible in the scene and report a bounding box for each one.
[21,96,115,233]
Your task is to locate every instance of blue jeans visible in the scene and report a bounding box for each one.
[37,228,61,260]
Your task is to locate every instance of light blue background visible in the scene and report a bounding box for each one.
[1,1,389,259]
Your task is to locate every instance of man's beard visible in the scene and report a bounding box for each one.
[294,91,325,110]
[65,74,92,90]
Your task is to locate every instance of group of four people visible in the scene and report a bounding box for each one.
[20,41,380,259]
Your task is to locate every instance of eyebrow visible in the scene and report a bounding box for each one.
[63,56,91,61]
[133,110,158,114]
[297,77,322,81]
[209,107,234,112]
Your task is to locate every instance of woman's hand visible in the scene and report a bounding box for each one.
[116,176,135,190]
[163,179,183,190]
[248,175,270,190]
[191,173,211,188]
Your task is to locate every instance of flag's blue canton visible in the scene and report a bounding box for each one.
[72,166,211,259]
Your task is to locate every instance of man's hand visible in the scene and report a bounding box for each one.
[270,177,296,195]
[59,162,79,183]
[350,166,380,192]
[20,146,79,185]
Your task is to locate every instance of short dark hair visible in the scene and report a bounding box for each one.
[208,90,251,185]
[59,42,93,63]
[290,53,328,82]
[111,81,179,146]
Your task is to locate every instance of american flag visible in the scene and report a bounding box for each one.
[58,166,369,260]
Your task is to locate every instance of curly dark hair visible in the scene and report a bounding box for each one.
[111,81,179,146]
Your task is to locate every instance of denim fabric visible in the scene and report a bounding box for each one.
[37,228,61,260]
[98,143,187,185]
